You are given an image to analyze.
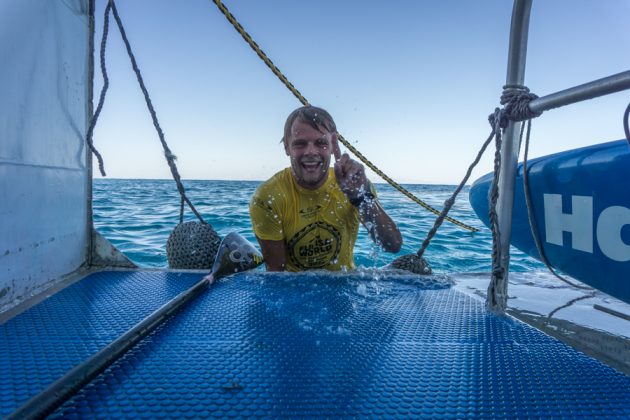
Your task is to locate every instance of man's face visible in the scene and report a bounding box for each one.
[285,120,334,190]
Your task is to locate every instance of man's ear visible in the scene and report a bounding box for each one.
[283,137,290,156]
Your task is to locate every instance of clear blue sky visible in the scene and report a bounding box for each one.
[92,0,630,184]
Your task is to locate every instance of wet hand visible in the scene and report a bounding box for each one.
[334,151,369,202]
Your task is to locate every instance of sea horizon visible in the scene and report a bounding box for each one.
[93,178,539,272]
[94,177,467,187]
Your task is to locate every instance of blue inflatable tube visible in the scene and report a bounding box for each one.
[469,139,630,304]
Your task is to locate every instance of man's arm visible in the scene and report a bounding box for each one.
[333,150,402,253]
[256,238,287,271]
[357,199,402,253]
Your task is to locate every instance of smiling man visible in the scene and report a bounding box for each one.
[249,106,402,272]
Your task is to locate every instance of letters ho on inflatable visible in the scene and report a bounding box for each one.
[469,139,630,305]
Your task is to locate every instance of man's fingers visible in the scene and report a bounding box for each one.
[334,155,353,185]
[332,133,342,161]
[336,153,350,177]
[335,153,367,183]
[334,146,341,162]
[334,160,344,183]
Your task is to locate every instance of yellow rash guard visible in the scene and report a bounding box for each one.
[250,168,375,271]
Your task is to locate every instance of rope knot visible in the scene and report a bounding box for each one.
[500,84,542,122]
[488,107,508,130]
[488,85,542,131]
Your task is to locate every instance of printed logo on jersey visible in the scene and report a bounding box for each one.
[287,221,341,269]
[298,205,322,218]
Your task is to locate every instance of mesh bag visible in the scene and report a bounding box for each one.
[390,253,432,275]
[166,221,221,269]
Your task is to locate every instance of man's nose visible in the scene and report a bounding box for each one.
[304,141,318,154]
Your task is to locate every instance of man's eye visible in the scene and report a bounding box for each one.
[316,141,328,148]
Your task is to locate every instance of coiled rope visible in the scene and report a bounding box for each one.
[211,0,478,233]
[88,0,220,269]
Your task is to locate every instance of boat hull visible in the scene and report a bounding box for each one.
[469,139,630,304]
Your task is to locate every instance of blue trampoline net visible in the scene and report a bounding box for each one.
[1,270,629,418]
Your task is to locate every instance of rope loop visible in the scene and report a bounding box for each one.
[488,107,508,131]
[488,85,542,132]
[500,84,542,122]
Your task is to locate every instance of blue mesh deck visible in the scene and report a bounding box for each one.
[2,270,629,418]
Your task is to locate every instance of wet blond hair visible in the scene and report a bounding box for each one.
[282,106,337,145]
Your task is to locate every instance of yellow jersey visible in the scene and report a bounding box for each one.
[249,168,365,271]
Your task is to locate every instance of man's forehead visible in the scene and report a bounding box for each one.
[290,121,328,138]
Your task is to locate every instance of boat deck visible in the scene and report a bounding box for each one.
[2,270,629,418]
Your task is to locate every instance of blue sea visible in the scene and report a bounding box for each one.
[93,179,544,273]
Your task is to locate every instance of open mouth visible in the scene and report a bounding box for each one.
[301,161,322,172]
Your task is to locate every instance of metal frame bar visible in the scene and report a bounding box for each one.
[491,0,630,311]
[489,0,533,312]
[529,70,630,114]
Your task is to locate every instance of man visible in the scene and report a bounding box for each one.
[249,106,402,271]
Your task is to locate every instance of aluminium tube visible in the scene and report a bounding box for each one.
[487,0,533,312]
[528,70,630,114]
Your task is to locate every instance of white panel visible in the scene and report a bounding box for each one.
[0,0,89,312]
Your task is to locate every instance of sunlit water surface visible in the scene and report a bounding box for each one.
[93,179,544,273]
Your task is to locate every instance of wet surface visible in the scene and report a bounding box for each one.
[2,270,630,417]
[453,271,630,375]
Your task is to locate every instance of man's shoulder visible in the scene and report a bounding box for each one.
[250,169,293,217]
[252,168,294,208]
[255,168,292,195]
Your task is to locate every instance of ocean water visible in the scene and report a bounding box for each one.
[93,179,544,273]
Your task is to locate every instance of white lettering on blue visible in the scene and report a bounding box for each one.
[596,206,630,262]
[543,194,593,253]
[543,194,630,261]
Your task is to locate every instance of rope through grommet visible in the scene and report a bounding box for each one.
[210,0,478,233]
